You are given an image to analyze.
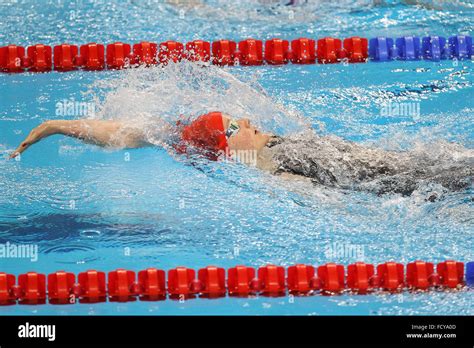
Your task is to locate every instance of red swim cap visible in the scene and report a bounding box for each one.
[180,112,228,156]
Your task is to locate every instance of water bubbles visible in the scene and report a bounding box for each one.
[43,244,100,264]
[336,298,359,307]
[79,229,101,238]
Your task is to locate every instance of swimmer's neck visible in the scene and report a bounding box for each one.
[255,135,280,173]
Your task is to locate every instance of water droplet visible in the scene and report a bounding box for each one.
[79,230,101,238]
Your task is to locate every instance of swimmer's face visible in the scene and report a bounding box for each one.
[221,115,271,152]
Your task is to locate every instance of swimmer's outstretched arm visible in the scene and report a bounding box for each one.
[9,119,151,159]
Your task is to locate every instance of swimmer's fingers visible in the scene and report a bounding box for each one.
[9,129,41,159]
[9,141,30,159]
[9,122,53,159]
[9,151,19,159]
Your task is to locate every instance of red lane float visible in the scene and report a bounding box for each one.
[0,36,375,72]
[347,262,375,293]
[317,37,342,64]
[159,41,184,65]
[376,262,404,291]
[0,45,25,72]
[77,270,107,303]
[132,41,158,66]
[227,265,256,296]
[53,44,79,71]
[79,43,105,70]
[18,272,46,304]
[238,39,263,66]
[185,40,210,62]
[108,269,136,302]
[212,40,237,66]
[1,260,471,305]
[106,42,132,69]
[290,38,316,64]
[26,44,52,72]
[0,273,16,304]
[287,264,318,294]
[47,271,75,304]
[168,267,197,297]
[318,263,345,293]
[258,265,286,295]
[265,38,289,65]
[437,260,464,288]
[343,36,368,63]
[198,266,226,297]
[137,268,166,300]
[406,260,435,290]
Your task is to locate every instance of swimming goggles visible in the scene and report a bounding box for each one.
[225,119,240,139]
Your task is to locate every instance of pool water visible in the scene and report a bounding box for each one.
[0,0,473,315]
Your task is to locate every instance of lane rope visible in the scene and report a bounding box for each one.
[0,35,472,73]
[1,260,472,304]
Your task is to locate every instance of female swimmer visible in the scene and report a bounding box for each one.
[9,112,474,196]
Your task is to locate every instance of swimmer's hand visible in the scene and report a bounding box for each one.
[10,121,55,159]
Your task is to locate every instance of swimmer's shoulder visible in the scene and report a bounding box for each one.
[257,146,312,184]
[256,135,288,173]
[256,135,282,173]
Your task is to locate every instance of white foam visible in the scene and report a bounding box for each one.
[86,61,309,147]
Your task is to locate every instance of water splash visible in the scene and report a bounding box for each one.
[87,61,309,148]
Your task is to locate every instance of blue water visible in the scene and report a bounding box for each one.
[0,0,473,315]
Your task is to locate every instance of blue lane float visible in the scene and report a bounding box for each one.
[396,36,422,61]
[422,36,447,61]
[369,37,395,61]
[467,262,474,287]
[449,35,473,60]
[369,34,472,62]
